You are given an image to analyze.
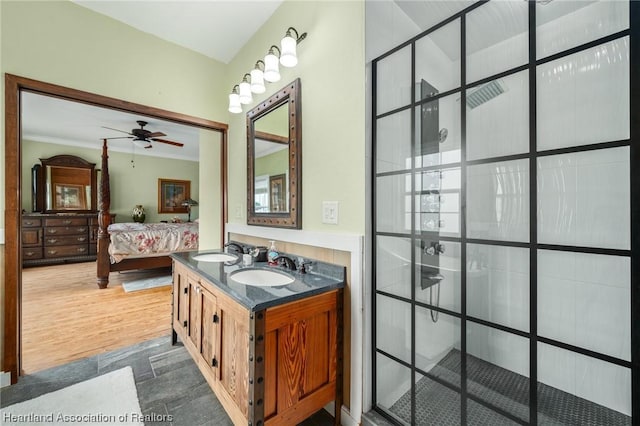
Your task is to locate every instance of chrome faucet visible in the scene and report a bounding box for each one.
[224,242,245,254]
[274,255,296,271]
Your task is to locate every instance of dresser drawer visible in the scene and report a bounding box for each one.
[22,228,42,247]
[22,247,43,260]
[44,217,88,227]
[22,217,42,227]
[44,226,88,236]
[44,235,89,246]
[44,245,90,259]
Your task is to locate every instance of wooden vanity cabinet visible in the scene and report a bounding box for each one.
[172,261,343,426]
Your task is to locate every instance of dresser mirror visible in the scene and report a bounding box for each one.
[34,154,97,213]
[247,78,301,228]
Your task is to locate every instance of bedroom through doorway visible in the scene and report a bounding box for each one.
[4,74,228,381]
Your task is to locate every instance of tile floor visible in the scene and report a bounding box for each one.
[1,336,335,426]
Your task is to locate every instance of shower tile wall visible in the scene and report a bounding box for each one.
[537,147,630,249]
[537,251,631,362]
[372,0,633,424]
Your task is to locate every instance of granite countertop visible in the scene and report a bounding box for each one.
[171,250,345,312]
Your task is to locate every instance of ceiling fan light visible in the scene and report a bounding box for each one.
[280,35,297,68]
[250,69,266,94]
[263,48,281,83]
[132,138,151,148]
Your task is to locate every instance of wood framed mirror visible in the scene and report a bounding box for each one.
[247,78,301,228]
[34,154,97,213]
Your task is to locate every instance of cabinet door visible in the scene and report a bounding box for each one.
[172,264,190,336]
[200,287,218,371]
[185,276,219,373]
[187,275,202,352]
[219,304,250,417]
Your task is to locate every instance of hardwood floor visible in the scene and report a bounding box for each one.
[21,262,172,374]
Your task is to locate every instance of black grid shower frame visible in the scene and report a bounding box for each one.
[371,1,637,425]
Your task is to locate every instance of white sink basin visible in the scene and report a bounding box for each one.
[192,253,238,263]
[229,268,294,287]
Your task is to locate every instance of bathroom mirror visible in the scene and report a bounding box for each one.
[34,154,97,213]
[247,78,301,228]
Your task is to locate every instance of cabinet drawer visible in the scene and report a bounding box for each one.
[22,217,42,227]
[44,226,88,236]
[44,217,87,227]
[44,245,90,259]
[22,247,43,260]
[44,235,89,246]
[22,229,42,246]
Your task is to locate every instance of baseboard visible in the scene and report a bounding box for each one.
[1,371,12,388]
[341,405,359,426]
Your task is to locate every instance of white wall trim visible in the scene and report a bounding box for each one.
[226,223,365,424]
[0,228,5,244]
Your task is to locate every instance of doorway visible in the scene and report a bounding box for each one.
[372,1,637,424]
[3,74,228,383]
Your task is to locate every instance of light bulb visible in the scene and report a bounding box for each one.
[263,51,281,83]
[238,76,252,104]
[280,34,297,67]
[228,92,242,113]
[250,68,266,94]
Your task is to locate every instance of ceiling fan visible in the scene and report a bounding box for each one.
[102,120,184,149]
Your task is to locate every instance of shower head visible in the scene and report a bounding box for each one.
[466,79,507,109]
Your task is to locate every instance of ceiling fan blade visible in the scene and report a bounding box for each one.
[151,138,184,147]
[147,131,166,138]
[101,126,131,135]
[104,136,133,140]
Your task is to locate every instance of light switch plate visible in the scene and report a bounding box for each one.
[322,201,339,225]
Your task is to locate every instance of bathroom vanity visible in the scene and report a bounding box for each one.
[171,251,344,425]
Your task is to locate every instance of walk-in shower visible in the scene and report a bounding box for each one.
[372,0,637,424]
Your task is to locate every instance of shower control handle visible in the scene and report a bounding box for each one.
[424,242,445,256]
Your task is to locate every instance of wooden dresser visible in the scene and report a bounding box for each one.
[22,213,115,267]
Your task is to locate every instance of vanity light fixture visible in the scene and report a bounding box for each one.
[239,73,253,104]
[228,27,306,114]
[228,85,242,113]
[280,27,306,68]
[250,60,266,94]
[263,46,281,83]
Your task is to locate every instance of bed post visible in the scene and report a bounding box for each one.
[96,139,111,288]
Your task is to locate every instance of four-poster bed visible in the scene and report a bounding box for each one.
[95,139,198,288]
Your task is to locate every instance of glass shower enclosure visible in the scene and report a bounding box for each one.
[372,1,637,424]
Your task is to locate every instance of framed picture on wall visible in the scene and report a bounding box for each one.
[54,183,86,210]
[158,178,190,213]
[269,174,286,213]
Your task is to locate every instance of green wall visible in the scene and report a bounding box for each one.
[255,148,288,180]
[21,140,199,223]
[226,1,366,233]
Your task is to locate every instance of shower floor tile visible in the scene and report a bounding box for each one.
[388,349,630,425]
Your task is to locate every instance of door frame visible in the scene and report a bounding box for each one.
[3,73,229,383]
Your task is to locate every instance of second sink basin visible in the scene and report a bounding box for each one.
[229,268,294,287]
[192,253,238,263]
